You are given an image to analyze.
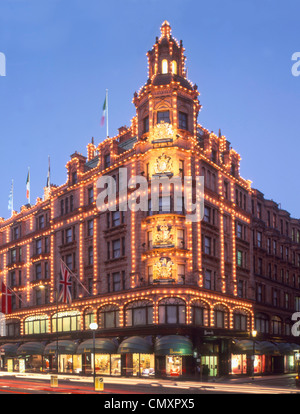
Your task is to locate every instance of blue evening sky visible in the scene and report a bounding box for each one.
[0,0,299,218]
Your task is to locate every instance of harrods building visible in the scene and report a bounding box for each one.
[0,21,300,378]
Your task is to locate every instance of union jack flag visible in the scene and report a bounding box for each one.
[58,260,72,304]
[1,282,12,314]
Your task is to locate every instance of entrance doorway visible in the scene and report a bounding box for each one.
[201,356,218,377]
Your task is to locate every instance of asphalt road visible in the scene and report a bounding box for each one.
[0,374,298,395]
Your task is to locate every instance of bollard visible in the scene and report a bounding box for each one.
[50,375,58,387]
[94,377,104,391]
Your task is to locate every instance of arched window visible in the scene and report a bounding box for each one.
[24,315,48,335]
[84,307,95,330]
[191,300,209,326]
[171,60,177,74]
[98,304,120,329]
[233,309,249,331]
[52,311,81,333]
[162,59,168,74]
[158,297,186,324]
[214,304,229,328]
[255,313,269,333]
[125,300,153,326]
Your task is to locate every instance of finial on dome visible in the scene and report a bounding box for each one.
[160,20,171,38]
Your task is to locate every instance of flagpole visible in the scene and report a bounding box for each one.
[106,89,109,138]
[61,258,90,296]
[8,179,14,217]
[47,156,51,188]
[11,180,13,216]
[56,286,59,375]
[27,167,30,205]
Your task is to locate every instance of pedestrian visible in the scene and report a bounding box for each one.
[202,364,210,381]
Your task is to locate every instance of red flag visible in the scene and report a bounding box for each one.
[1,282,12,314]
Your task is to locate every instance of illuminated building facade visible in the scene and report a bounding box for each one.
[0,21,299,378]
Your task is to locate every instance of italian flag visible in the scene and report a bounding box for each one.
[26,168,30,202]
[100,93,107,126]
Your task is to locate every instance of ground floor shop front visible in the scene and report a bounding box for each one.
[1,335,299,379]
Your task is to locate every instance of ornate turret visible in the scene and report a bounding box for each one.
[133,21,201,140]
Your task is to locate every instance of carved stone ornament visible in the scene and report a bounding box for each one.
[151,121,177,143]
[153,221,174,247]
[153,256,174,280]
[153,153,173,175]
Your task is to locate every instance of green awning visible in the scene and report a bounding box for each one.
[17,342,45,356]
[154,335,193,356]
[259,341,280,355]
[44,340,78,355]
[118,336,153,354]
[274,342,294,355]
[77,338,117,354]
[0,343,19,357]
[231,340,263,355]
[232,340,281,355]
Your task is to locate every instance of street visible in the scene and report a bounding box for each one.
[0,373,298,395]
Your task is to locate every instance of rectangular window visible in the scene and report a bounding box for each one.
[112,211,120,227]
[257,203,262,219]
[204,269,212,290]
[112,272,121,292]
[224,181,229,200]
[204,206,211,223]
[38,215,44,229]
[66,228,72,244]
[112,239,121,258]
[178,112,188,130]
[45,237,49,253]
[66,254,73,271]
[257,231,262,248]
[237,223,243,239]
[88,246,93,265]
[204,236,211,255]
[88,187,94,204]
[45,262,49,279]
[237,280,244,298]
[237,250,243,267]
[87,220,93,237]
[157,110,170,124]
[104,154,111,169]
[36,239,42,255]
[143,116,149,133]
[35,263,42,280]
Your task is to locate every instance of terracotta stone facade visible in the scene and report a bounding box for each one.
[0,21,299,377]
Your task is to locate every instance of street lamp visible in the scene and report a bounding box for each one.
[251,330,257,381]
[90,322,98,385]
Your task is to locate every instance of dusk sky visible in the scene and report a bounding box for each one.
[0,0,299,218]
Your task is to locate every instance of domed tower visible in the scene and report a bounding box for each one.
[133,21,201,140]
